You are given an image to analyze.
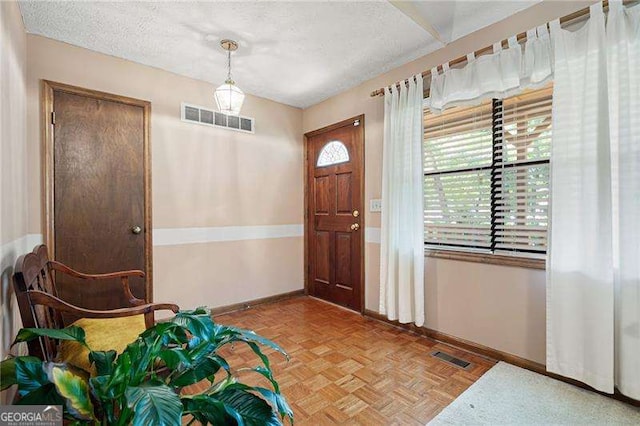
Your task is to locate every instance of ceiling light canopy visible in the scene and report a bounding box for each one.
[214,39,245,116]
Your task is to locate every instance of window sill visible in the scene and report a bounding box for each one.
[425,249,546,270]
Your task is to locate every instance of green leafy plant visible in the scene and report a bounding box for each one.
[1,308,293,425]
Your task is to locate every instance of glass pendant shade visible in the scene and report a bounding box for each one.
[214,79,245,116]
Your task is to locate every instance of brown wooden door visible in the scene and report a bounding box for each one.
[46,82,152,311]
[306,116,364,312]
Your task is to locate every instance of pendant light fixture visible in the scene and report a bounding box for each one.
[214,39,245,116]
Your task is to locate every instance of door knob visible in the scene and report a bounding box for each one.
[350,223,360,231]
[131,226,142,235]
[353,210,360,217]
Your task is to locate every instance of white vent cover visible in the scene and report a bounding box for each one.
[181,102,254,134]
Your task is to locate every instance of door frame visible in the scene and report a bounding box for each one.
[303,114,365,313]
[41,80,154,302]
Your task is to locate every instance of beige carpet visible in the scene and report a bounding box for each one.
[428,362,640,425]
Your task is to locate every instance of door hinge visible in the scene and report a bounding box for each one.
[51,111,56,125]
[353,119,360,126]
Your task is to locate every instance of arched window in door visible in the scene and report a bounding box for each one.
[317,141,349,167]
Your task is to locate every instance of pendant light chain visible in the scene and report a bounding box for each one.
[227,48,232,82]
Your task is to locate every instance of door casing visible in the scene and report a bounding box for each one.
[304,114,365,313]
[41,80,153,302]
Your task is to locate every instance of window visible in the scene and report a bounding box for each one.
[423,85,552,259]
[317,141,349,167]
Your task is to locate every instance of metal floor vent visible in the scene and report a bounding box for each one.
[431,351,473,370]
[181,102,254,134]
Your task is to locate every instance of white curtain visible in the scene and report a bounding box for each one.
[380,74,425,326]
[608,0,640,399]
[429,29,553,113]
[522,24,554,89]
[547,1,640,398]
[547,2,613,393]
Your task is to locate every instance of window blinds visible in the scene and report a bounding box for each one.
[424,85,552,256]
[424,101,493,249]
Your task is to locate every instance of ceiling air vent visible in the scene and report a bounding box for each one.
[181,102,254,134]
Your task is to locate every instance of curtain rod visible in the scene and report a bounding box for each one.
[369,0,630,98]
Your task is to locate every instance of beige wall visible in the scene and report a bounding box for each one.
[1,0,27,246]
[303,1,593,365]
[26,35,304,313]
[1,0,28,403]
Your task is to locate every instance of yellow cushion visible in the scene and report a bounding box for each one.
[57,315,146,374]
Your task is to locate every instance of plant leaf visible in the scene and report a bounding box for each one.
[245,341,273,371]
[0,358,20,390]
[171,310,216,342]
[170,356,222,387]
[185,340,216,363]
[88,375,117,425]
[251,366,280,393]
[15,357,50,396]
[254,387,294,423]
[177,307,210,316]
[124,339,159,384]
[142,322,188,346]
[217,382,291,422]
[181,394,234,425]
[109,350,131,389]
[215,388,281,426]
[15,382,65,406]
[13,326,87,347]
[45,363,95,421]
[228,327,288,359]
[224,406,245,426]
[89,375,113,399]
[125,383,183,426]
[157,348,191,370]
[89,350,117,377]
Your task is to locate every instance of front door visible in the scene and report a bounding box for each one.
[45,81,152,311]
[306,116,364,312]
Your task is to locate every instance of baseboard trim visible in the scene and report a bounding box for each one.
[210,290,305,316]
[364,309,640,407]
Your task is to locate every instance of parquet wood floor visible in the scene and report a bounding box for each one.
[184,296,496,425]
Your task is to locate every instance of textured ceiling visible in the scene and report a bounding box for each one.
[19,1,540,109]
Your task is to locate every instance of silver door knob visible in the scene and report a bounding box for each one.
[131,226,142,235]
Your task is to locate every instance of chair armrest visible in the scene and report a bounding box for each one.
[28,290,179,319]
[49,261,146,307]
[49,261,145,280]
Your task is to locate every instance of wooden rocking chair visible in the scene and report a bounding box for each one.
[12,245,179,370]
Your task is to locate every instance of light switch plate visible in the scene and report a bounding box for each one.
[370,199,382,212]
